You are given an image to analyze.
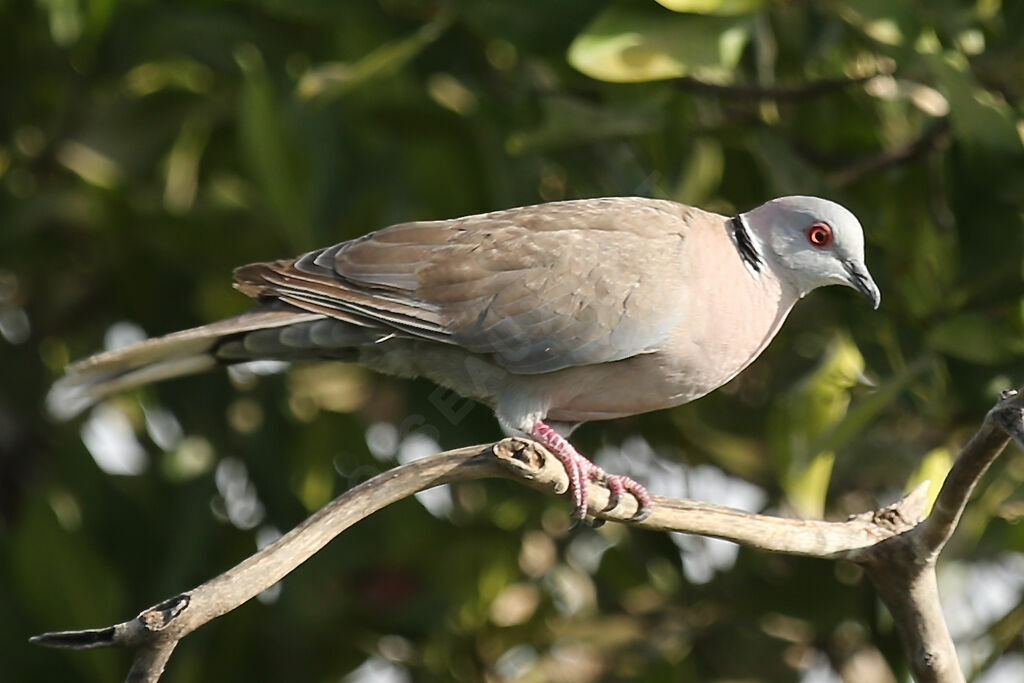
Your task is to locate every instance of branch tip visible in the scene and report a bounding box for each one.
[991,388,1024,452]
[30,626,119,650]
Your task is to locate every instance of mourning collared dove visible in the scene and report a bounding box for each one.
[50,196,880,521]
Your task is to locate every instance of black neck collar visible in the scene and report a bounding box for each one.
[728,214,763,274]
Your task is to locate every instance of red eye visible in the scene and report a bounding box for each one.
[806,222,833,248]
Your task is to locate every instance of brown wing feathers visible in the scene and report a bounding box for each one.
[231,199,694,374]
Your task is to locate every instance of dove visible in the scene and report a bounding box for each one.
[50,196,879,522]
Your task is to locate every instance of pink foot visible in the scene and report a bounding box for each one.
[530,421,652,523]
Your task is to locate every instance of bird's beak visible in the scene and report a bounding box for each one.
[844,260,881,309]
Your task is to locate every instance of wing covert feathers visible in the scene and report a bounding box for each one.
[233,197,706,374]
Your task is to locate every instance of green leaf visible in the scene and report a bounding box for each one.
[672,137,725,206]
[833,0,922,46]
[656,0,764,15]
[163,112,211,215]
[905,446,953,514]
[747,131,830,197]
[236,44,312,250]
[506,95,665,153]
[297,14,451,101]
[924,52,1022,153]
[568,3,752,83]
[13,491,123,681]
[770,333,865,518]
[926,312,1024,365]
[812,355,934,456]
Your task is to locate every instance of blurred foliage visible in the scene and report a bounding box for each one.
[3,0,1024,681]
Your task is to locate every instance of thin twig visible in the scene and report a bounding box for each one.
[830,119,952,188]
[673,72,883,101]
[919,389,1024,554]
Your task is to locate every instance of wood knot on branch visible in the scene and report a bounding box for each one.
[492,437,570,495]
[140,595,190,633]
[872,506,910,530]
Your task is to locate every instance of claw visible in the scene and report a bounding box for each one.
[530,420,653,523]
[601,473,624,512]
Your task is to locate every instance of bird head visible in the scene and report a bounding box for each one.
[742,196,880,309]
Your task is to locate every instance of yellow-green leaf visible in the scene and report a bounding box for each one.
[297,14,451,101]
[905,447,953,514]
[770,333,866,518]
[568,4,752,83]
[236,44,311,250]
[787,451,836,520]
[656,0,764,15]
[927,312,1024,365]
[925,51,1023,153]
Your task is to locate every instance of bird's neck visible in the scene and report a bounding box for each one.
[728,214,764,275]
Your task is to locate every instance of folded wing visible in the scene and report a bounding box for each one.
[234,198,698,374]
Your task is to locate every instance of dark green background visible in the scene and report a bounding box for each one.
[3,0,1024,680]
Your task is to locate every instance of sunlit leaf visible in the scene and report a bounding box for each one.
[163,112,211,215]
[834,0,922,47]
[656,0,763,15]
[927,312,1024,365]
[770,333,865,518]
[568,3,752,83]
[297,14,451,101]
[925,52,1023,153]
[812,355,935,456]
[123,59,214,96]
[672,137,725,206]
[905,446,953,513]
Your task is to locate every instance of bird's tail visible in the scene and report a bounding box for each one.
[47,308,337,419]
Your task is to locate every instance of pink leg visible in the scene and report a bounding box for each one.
[530,421,652,522]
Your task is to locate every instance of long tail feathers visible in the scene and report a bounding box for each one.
[47,309,324,419]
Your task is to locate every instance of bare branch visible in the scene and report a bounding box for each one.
[30,437,927,680]
[830,119,952,188]
[126,642,177,683]
[672,72,883,101]
[498,438,929,556]
[863,558,963,683]
[29,387,1024,683]
[859,388,1024,683]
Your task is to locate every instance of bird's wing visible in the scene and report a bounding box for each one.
[235,198,709,374]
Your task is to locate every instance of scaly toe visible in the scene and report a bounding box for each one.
[604,474,653,521]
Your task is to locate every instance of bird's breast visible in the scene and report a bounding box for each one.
[541,226,796,423]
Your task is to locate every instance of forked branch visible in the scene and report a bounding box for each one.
[31,389,1024,683]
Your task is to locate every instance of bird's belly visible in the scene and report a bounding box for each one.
[537,350,737,423]
[356,294,787,426]
[539,308,785,423]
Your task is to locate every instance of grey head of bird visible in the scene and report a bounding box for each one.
[741,195,881,309]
